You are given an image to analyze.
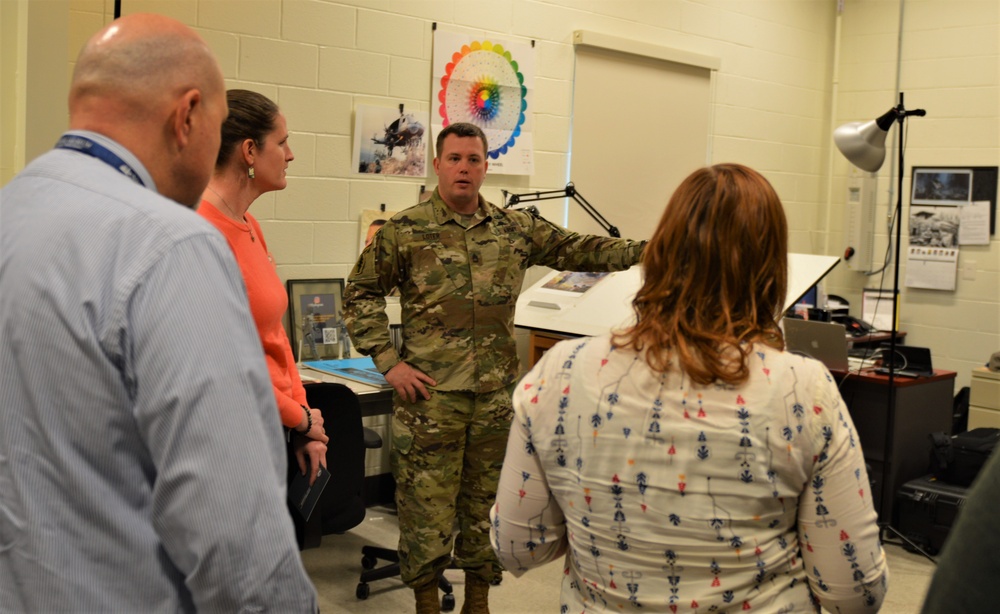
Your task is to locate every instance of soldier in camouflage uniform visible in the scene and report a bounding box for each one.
[343,122,645,614]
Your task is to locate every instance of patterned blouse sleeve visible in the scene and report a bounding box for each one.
[491,350,568,577]
[797,366,889,612]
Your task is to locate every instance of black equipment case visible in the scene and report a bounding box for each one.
[930,427,1000,487]
[896,474,967,555]
[948,427,1000,486]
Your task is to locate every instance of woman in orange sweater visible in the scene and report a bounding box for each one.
[199,90,328,482]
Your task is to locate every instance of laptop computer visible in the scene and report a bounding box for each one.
[875,344,935,377]
[782,318,850,372]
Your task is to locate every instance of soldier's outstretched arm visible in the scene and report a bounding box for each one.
[384,361,436,403]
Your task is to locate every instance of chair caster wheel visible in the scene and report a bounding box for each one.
[356,582,370,600]
[361,555,377,570]
[441,593,456,611]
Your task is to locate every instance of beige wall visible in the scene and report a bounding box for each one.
[0,0,18,186]
[1,0,72,185]
[4,0,998,389]
[827,0,1000,387]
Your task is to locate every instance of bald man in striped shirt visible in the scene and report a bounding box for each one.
[0,14,316,612]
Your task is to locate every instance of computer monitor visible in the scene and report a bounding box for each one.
[797,284,818,308]
[787,284,820,320]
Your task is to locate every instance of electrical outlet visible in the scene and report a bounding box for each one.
[962,259,977,281]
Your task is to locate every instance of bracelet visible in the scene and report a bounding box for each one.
[301,405,312,435]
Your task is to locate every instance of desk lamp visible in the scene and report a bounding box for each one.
[502,183,621,238]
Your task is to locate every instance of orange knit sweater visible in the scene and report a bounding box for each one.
[198,200,307,428]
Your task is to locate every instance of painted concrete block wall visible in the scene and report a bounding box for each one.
[827,0,999,388]
[63,0,838,280]
[30,0,999,391]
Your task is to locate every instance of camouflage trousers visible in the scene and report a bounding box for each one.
[390,384,514,588]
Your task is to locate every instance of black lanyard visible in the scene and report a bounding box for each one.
[55,134,145,187]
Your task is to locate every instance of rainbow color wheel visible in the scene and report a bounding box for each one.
[438,40,527,160]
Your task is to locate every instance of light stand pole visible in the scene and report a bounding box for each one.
[882,93,926,398]
[835,92,927,551]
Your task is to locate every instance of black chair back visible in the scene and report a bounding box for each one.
[291,382,367,549]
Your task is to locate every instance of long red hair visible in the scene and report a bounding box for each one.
[614,164,788,386]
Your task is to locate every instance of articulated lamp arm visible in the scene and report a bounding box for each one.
[503,183,621,238]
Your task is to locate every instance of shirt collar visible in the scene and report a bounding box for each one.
[430,188,497,227]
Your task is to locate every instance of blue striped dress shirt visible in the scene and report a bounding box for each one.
[0,131,317,612]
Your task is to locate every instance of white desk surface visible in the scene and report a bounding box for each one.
[514,253,840,338]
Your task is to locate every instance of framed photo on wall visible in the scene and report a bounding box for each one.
[911,168,972,206]
[286,279,350,362]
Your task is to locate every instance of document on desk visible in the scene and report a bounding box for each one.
[515,254,840,338]
[303,357,391,389]
[515,267,639,337]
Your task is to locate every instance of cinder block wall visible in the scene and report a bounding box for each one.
[828,0,1000,386]
[18,0,997,390]
[64,0,839,272]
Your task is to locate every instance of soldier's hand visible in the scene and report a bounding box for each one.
[385,362,436,403]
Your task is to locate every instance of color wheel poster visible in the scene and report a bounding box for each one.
[432,30,535,175]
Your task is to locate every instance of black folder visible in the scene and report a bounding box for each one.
[288,464,331,521]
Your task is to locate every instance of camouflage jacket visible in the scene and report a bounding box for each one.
[343,189,645,393]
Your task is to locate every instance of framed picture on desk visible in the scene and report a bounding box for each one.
[287,278,348,362]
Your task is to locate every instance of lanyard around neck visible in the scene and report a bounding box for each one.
[55,135,145,188]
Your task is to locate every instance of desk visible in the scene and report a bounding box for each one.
[528,329,573,367]
[847,330,906,349]
[300,367,395,506]
[836,368,956,524]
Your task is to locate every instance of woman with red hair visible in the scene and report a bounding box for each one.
[492,164,888,612]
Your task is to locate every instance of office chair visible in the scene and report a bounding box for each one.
[291,382,367,549]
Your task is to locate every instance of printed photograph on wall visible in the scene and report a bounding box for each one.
[352,103,429,177]
[911,165,998,238]
[909,206,960,248]
[432,29,535,175]
[911,168,972,205]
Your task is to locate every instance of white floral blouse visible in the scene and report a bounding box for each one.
[491,335,888,613]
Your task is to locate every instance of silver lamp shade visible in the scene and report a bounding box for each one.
[833,109,897,173]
